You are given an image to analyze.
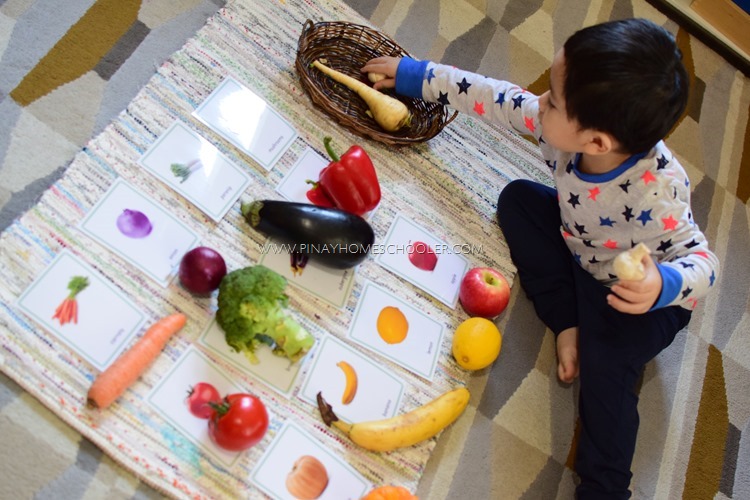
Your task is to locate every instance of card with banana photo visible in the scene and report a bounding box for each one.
[298,335,404,423]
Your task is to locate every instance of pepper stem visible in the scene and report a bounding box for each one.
[323,136,340,162]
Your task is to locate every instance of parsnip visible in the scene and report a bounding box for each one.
[612,242,650,280]
[312,59,411,132]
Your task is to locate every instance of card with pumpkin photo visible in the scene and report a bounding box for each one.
[346,280,444,380]
[250,420,371,499]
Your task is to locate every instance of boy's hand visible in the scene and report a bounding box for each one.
[361,56,401,90]
[607,253,662,314]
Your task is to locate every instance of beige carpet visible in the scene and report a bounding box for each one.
[1,0,749,498]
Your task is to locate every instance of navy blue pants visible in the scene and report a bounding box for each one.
[496,179,691,498]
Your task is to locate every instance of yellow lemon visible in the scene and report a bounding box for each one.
[452,317,502,370]
[376,306,409,344]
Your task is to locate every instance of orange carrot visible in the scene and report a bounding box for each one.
[87,313,187,409]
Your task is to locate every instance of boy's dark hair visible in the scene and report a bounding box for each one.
[562,18,689,154]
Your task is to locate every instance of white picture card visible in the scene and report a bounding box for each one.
[79,178,200,286]
[193,76,297,171]
[138,120,252,221]
[15,250,146,370]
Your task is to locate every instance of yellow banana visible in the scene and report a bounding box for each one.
[316,387,470,452]
[336,360,358,405]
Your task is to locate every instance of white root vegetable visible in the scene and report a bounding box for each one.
[612,242,650,280]
[311,60,411,132]
[367,72,387,83]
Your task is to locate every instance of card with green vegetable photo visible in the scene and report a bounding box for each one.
[146,347,258,468]
[376,214,469,308]
[197,318,311,396]
[298,335,404,424]
[193,76,297,171]
[250,420,371,500]
[138,120,252,221]
[257,239,355,309]
[15,250,146,370]
[346,280,444,380]
[79,178,200,286]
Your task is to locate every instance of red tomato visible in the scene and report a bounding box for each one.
[208,393,269,451]
[186,382,221,419]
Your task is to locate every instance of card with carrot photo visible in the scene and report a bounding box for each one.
[138,120,252,222]
[347,280,444,380]
[250,420,371,500]
[15,250,147,370]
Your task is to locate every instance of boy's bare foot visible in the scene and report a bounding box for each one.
[556,327,579,383]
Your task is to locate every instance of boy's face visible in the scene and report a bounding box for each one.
[538,49,588,153]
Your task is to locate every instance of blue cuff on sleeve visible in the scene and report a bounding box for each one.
[395,57,429,99]
[651,263,682,310]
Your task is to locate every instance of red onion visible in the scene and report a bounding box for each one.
[178,247,227,294]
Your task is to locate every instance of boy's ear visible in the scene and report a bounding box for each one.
[582,130,616,155]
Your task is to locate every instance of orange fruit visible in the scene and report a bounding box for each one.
[452,317,502,370]
[376,306,409,344]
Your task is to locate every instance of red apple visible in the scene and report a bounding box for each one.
[458,267,510,318]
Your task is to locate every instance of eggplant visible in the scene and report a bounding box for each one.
[241,200,375,269]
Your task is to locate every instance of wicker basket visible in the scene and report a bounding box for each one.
[296,19,457,146]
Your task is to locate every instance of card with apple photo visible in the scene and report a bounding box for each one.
[298,335,404,424]
[79,178,200,286]
[375,214,469,308]
[346,280,444,380]
[257,238,355,309]
[138,120,252,222]
[192,76,297,171]
[197,318,312,396]
[15,249,147,371]
[251,420,371,500]
[146,347,267,468]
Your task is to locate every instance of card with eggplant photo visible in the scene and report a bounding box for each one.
[257,238,355,309]
[79,178,200,286]
[192,76,297,171]
[15,249,147,370]
[251,420,370,500]
[146,347,256,468]
[375,214,469,308]
[346,280,444,380]
[297,335,404,424]
[197,318,312,396]
[138,120,252,221]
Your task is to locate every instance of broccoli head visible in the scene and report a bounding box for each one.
[216,265,315,364]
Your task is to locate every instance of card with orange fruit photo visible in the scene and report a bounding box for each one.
[346,280,444,380]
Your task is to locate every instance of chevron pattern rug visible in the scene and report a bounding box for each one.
[1,1,748,499]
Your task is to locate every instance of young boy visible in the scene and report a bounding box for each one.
[363,18,719,498]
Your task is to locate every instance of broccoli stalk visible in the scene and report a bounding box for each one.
[216,265,315,364]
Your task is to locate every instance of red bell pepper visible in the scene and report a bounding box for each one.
[313,136,381,216]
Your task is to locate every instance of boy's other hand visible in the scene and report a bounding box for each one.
[607,253,662,314]
[361,56,400,90]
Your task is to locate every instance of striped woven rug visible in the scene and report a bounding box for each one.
[1,0,749,499]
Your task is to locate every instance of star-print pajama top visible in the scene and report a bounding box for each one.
[395,57,719,311]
